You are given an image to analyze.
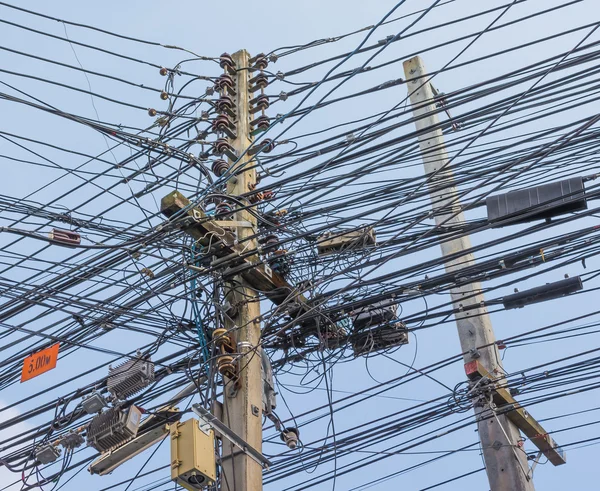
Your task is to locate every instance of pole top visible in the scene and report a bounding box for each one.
[403,56,425,79]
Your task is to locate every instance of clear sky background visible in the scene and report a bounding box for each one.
[1,1,599,490]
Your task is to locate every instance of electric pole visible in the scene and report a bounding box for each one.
[220,49,263,491]
[162,49,302,491]
[403,56,535,491]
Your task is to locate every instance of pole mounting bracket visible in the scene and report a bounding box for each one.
[192,404,272,470]
[464,360,566,466]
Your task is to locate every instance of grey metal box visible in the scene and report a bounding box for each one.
[486,177,586,227]
[352,301,398,330]
[87,406,142,453]
[82,393,108,414]
[108,355,154,400]
[35,444,61,464]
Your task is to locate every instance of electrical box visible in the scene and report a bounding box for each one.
[170,419,216,490]
[317,227,376,256]
[87,405,142,453]
[352,301,398,330]
[35,444,61,464]
[89,424,170,475]
[82,393,108,414]
[486,177,587,227]
[502,276,583,310]
[107,353,155,400]
[60,431,84,450]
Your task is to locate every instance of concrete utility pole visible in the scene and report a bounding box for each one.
[162,48,309,490]
[220,49,263,491]
[403,56,535,491]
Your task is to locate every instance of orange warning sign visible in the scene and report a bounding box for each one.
[20,343,60,382]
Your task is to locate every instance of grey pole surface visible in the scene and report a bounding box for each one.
[403,55,534,491]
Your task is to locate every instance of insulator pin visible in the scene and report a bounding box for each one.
[262,139,276,153]
[212,159,230,177]
[280,428,299,450]
[215,201,234,218]
[213,328,238,381]
[250,73,269,92]
[217,355,237,380]
[216,95,235,115]
[213,328,235,351]
[213,138,236,159]
[215,74,236,94]
[219,52,236,74]
[212,114,236,138]
[249,138,276,155]
[250,94,270,114]
[251,115,271,132]
[251,53,268,70]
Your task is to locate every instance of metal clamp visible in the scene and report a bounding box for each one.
[192,404,271,469]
